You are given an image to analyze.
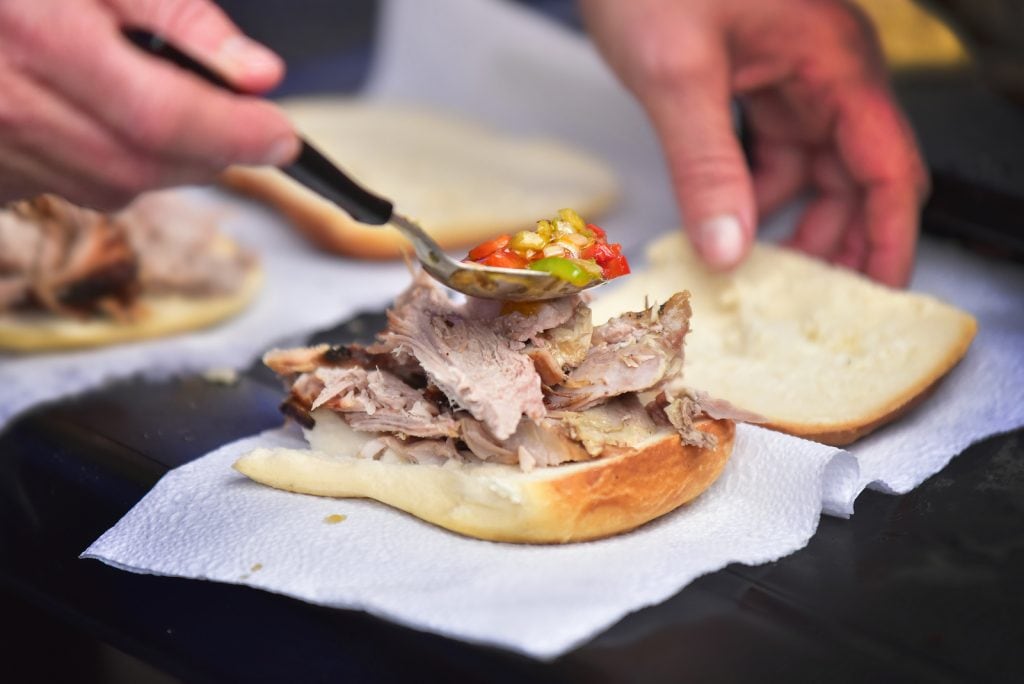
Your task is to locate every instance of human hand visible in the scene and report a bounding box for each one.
[0,0,298,210]
[580,0,929,286]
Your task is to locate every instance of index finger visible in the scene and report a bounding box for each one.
[24,13,296,167]
[102,0,284,93]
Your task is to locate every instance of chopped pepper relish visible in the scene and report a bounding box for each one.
[464,209,629,286]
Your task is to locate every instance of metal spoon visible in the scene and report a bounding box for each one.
[125,30,606,301]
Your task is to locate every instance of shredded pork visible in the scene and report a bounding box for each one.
[0,193,252,319]
[271,270,733,471]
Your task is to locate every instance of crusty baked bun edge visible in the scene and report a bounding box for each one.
[590,231,980,448]
[760,316,977,446]
[220,166,618,261]
[233,417,734,544]
[0,264,263,353]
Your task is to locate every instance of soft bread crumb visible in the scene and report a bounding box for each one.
[590,232,977,445]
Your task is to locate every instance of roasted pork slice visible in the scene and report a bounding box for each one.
[525,303,594,384]
[645,391,717,449]
[0,206,44,274]
[545,292,692,411]
[118,193,252,297]
[458,414,592,471]
[371,270,545,440]
[264,343,425,385]
[0,276,28,309]
[289,366,458,440]
[1,193,255,318]
[1,195,138,317]
[463,295,584,343]
[550,395,661,457]
[358,435,462,466]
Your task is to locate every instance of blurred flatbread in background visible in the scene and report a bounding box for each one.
[221,97,619,259]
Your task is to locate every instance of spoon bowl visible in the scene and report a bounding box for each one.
[390,214,606,301]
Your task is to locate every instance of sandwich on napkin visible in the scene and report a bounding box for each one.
[0,192,261,352]
[220,97,618,259]
[589,232,978,446]
[235,269,745,544]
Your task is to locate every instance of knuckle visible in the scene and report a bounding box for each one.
[104,156,163,198]
[0,7,45,60]
[631,39,715,91]
[819,1,884,67]
[122,92,186,153]
[672,150,749,191]
[145,0,215,37]
[224,103,287,163]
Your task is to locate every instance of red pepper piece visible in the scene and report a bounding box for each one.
[586,223,606,240]
[468,234,511,261]
[480,248,528,269]
[602,253,631,279]
[583,242,616,266]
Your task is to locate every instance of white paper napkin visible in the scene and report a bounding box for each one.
[848,237,1024,497]
[84,423,850,659]
[81,0,1024,661]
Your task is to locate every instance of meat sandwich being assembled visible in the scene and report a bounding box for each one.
[235,258,744,543]
[0,193,261,351]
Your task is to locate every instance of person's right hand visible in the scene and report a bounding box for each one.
[0,0,299,209]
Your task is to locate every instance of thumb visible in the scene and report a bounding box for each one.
[640,53,756,269]
[104,0,284,93]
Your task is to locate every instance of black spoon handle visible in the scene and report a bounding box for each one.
[123,28,394,225]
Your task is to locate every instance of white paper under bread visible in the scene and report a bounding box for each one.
[84,422,851,659]
[81,0,1024,660]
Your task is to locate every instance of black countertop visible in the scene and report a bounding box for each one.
[2,309,1023,683]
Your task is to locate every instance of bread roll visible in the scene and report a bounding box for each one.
[589,232,978,445]
[235,410,734,544]
[221,97,619,259]
[0,265,261,352]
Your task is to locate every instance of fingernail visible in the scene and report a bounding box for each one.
[262,136,299,166]
[218,36,281,77]
[697,214,744,267]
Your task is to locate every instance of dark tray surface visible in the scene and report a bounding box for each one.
[2,311,1022,683]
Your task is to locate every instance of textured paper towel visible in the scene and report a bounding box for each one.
[848,238,1024,496]
[84,423,849,659]
[0,188,409,430]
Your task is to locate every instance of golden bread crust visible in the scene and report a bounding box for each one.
[0,264,262,352]
[589,232,978,447]
[233,418,734,544]
[218,98,618,260]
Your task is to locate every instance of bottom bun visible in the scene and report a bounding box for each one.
[0,266,262,353]
[234,413,735,544]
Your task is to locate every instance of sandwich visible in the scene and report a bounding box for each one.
[590,232,978,445]
[0,192,261,352]
[220,97,618,259]
[234,231,740,543]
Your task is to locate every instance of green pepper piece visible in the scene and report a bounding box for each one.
[528,257,602,287]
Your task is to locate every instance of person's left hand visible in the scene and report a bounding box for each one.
[580,0,930,287]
